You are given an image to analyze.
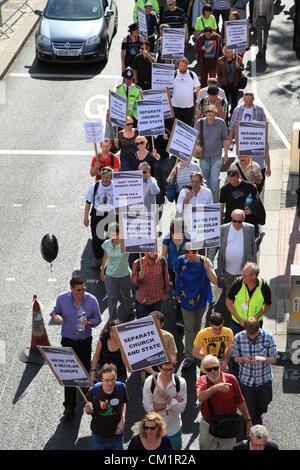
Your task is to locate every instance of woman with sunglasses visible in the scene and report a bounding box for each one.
[132,136,161,177]
[90,320,127,384]
[114,117,139,171]
[128,412,172,450]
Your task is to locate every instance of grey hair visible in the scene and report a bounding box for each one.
[243,262,260,276]
[138,161,151,171]
[202,354,219,370]
[250,425,270,440]
[231,209,245,220]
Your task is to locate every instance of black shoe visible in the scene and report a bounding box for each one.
[63,405,75,417]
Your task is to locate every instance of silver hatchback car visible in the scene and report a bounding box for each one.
[35,0,118,63]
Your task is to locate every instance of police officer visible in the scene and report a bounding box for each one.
[116,67,143,127]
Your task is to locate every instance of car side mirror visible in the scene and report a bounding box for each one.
[34,10,43,17]
[104,9,114,17]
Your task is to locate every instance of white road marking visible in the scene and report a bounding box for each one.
[5,278,15,282]
[47,278,56,282]
[254,64,300,81]
[250,45,291,150]
[12,204,22,207]
[0,149,91,155]
[46,205,55,208]
[8,72,121,80]
[0,341,5,365]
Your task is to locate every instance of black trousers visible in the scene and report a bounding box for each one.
[223,84,240,117]
[90,209,115,259]
[241,380,273,425]
[173,106,195,127]
[61,336,92,408]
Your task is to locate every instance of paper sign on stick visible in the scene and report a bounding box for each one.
[84,120,104,143]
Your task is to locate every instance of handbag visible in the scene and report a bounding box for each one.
[206,377,241,439]
[239,73,248,90]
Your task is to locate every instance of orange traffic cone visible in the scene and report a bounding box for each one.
[19,295,51,365]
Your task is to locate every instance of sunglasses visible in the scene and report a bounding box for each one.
[232,220,243,224]
[136,142,145,145]
[144,425,157,431]
[205,366,219,372]
[143,171,148,174]
[126,122,134,126]
[161,367,174,372]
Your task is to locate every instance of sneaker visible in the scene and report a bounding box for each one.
[90,257,99,268]
[176,321,184,328]
[182,358,195,369]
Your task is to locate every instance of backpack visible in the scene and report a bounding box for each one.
[91,380,125,402]
[174,70,195,80]
[150,374,180,394]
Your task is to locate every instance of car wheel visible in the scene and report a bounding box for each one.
[113,8,118,36]
[102,39,109,63]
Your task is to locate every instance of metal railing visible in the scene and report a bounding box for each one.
[0,0,34,39]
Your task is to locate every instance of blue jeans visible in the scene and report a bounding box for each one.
[200,158,222,202]
[135,300,162,319]
[91,433,124,450]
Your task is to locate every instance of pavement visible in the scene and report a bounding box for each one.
[0,0,300,452]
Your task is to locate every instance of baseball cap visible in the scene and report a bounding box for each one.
[101,166,113,175]
[227,169,239,177]
[122,67,134,79]
[144,2,152,6]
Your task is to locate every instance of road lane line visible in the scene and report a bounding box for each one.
[47,278,56,282]
[8,72,121,80]
[0,149,91,155]
[5,278,15,281]
[253,65,300,81]
[46,205,56,208]
[250,45,290,150]
[12,204,22,207]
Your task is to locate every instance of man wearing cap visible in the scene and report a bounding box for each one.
[194,27,223,88]
[84,167,115,267]
[121,23,141,69]
[195,85,227,121]
[133,0,159,23]
[133,41,156,90]
[116,68,143,124]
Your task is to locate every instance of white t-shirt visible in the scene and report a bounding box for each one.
[242,106,254,122]
[176,185,213,214]
[225,224,244,275]
[86,181,114,211]
[172,70,200,108]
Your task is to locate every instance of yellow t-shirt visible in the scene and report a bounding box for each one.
[193,327,234,360]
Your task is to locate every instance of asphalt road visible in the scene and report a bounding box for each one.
[0,0,299,451]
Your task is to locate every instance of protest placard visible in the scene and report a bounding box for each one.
[114,315,170,372]
[190,204,221,249]
[161,28,185,60]
[120,211,156,253]
[151,63,175,91]
[142,89,174,120]
[109,91,127,128]
[166,119,198,163]
[84,120,103,143]
[237,121,267,157]
[137,100,165,136]
[224,19,249,50]
[112,171,144,210]
[38,346,91,388]
[137,6,148,40]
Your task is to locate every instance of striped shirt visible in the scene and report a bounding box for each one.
[231,329,277,387]
[160,8,187,28]
[213,0,231,10]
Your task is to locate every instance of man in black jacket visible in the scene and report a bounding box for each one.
[233,424,279,450]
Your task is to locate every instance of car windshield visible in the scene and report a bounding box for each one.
[44,0,103,21]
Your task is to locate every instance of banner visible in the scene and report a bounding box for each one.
[114,315,169,372]
[225,19,248,50]
[137,100,165,136]
[109,91,127,128]
[151,63,175,91]
[137,6,148,40]
[237,121,267,156]
[84,120,103,143]
[161,28,185,60]
[38,346,91,388]
[112,171,144,209]
[142,89,174,120]
[191,204,221,249]
[166,119,198,163]
[121,211,156,253]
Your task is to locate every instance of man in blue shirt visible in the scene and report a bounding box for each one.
[51,277,101,417]
[174,243,217,368]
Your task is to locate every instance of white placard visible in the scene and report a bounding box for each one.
[38,346,91,388]
[142,89,174,120]
[121,211,156,253]
[109,91,127,128]
[225,19,248,50]
[151,63,175,90]
[137,100,165,136]
[84,120,104,143]
[162,28,185,60]
[137,6,148,40]
[237,121,267,156]
[166,119,198,163]
[115,315,169,372]
[191,204,221,249]
[112,171,144,209]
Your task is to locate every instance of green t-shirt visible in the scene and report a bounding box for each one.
[102,239,130,278]
[195,15,217,32]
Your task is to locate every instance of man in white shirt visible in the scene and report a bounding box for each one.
[84,167,115,267]
[172,57,200,126]
[217,209,257,293]
[143,361,187,449]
